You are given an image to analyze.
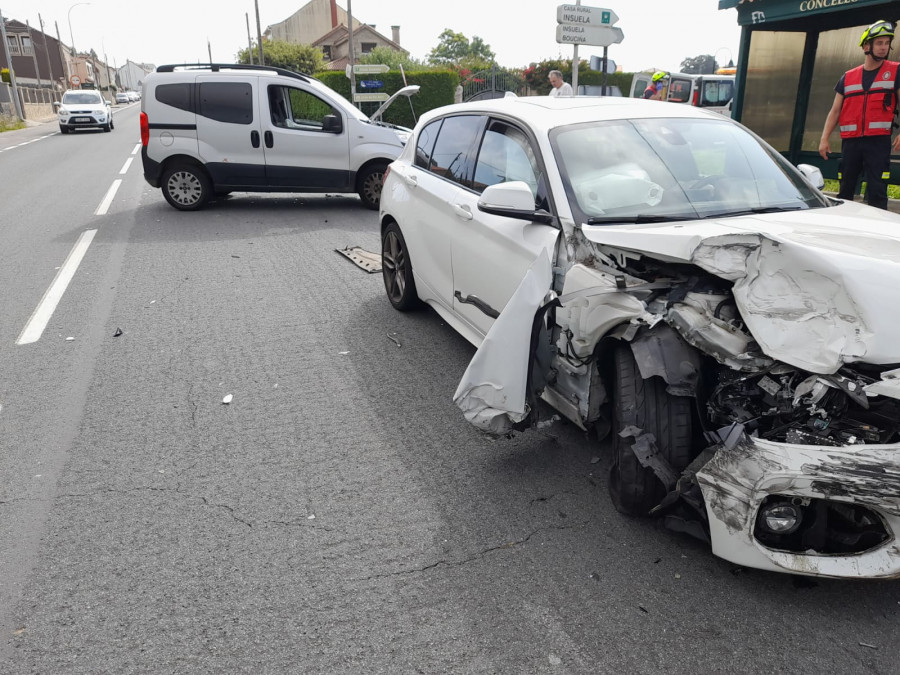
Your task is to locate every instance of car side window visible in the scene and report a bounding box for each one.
[428,115,483,186]
[198,82,253,124]
[667,79,691,103]
[414,120,442,170]
[156,83,194,112]
[473,121,542,199]
[268,85,337,131]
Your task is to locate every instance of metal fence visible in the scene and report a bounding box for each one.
[461,65,528,102]
[0,83,61,120]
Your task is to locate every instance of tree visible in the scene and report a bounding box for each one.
[357,46,426,71]
[235,40,324,74]
[427,29,495,66]
[680,54,717,74]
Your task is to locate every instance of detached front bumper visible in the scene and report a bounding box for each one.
[696,437,900,579]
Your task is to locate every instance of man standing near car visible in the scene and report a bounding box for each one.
[819,20,900,210]
[548,70,573,97]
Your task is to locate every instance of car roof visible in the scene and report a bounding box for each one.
[416,95,726,132]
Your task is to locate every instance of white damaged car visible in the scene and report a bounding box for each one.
[379,95,900,580]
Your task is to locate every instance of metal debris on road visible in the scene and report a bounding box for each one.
[859,642,879,649]
[335,246,382,273]
[387,332,401,347]
[222,394,233,404]
[113,328,123,337]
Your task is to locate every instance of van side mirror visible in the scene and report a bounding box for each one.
[322,114,342,133]
[797,163,825,190]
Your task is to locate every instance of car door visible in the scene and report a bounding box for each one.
[395,114,485,316]
[194,75,267,187]
[449,119,560,337]
[259,78,351,189]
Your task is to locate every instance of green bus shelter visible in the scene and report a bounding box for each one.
[719,0,898,183]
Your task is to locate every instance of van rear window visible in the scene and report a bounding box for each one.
[199,82,253,125]
[156,83,194,112]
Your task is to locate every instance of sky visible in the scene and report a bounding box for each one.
[1,0,742,74]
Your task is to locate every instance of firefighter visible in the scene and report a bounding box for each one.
[643,71,669,100]
[819,20,900,210]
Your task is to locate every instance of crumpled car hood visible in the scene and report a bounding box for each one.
[580,201,900,373]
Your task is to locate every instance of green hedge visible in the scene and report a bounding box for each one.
[315,69,457,128]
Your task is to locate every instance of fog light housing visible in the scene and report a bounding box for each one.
[759,502,802,534]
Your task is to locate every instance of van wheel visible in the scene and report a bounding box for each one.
[357,162,388,210]
[162,164,211,211]
[608,345,693,516]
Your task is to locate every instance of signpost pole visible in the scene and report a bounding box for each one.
[571,0,580,95]
[602,45,608,95]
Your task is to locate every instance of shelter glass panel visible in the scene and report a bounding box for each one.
[742,31,805,152]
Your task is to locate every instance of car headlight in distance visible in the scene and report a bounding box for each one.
[58,109,70,117]
[759,502,803,534]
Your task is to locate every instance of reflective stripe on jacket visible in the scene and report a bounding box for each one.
[838,61,898,138]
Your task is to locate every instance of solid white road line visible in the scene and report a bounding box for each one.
[94,179,122,216]
[16,229,98,346]
[119,157,133,174]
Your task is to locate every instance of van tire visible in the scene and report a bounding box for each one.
[162,164,211,211]
[357,162,388,210]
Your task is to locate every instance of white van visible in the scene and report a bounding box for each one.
[629,71,735,115]
[140,63,418,210]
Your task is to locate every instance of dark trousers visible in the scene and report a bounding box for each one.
[837,135,891,210]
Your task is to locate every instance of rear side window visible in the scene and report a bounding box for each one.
[198,82,253,124]
[667,79,692,103]
[414,120,442,170]
[156,83,194,112]
[428,115,483,186]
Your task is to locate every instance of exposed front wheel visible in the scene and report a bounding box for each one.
[357,162,388,210]
[161,164,211,211]
[608,344,694,516]
[381,222,419,311]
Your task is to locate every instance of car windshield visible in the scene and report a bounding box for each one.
[550,117,828,223]
[63,92,103,105]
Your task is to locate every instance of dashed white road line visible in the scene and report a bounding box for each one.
[119,157,134,174]
[95,179,123,216]
[16,229,98,346]
[131,143,141,155]
[0,133,55,154]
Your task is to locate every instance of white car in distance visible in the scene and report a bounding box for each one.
[379,95,900,580]
[56,89,114,133]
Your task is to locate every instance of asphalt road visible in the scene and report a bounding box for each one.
[1,104,899,674]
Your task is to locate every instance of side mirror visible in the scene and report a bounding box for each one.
[322,114,342,133]
[797,163,825,190]
[477,181,554,224]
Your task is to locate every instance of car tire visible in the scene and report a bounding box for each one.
[161,164,211,211]
[357,162,388,210]
[103,122,111,132]
[110,117,114,130]
[59,125,69,134]
[608,344,693,516]
[381,222,420,311]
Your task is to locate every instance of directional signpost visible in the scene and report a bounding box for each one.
[556,4,623,95]
[347,64,390,104]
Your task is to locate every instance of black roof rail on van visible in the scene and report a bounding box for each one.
[155,63,311,82]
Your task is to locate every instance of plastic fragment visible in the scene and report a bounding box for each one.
[387,332,401,347]
[113,328,123,337]
[674,573,681,579]
[222,394,233,404]
[859,642,878,650]
[65,336,75,341]
[307,514,316,520]
[638,605,649,614]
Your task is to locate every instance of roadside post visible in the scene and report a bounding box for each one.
[556,3,623,95]
[346,63,390,110]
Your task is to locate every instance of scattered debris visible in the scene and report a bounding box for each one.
[638,605,649,614]
[548,654,562,666]
[339,351,350,355]
[335,246,382,273]
[65,336,75,341]
[590,457,601,464]
[231,255,240,258]
[13,627,25,636]
[589,572,600,581]
[859,642,879,650]
[113,327,123,337]
[654,558,662,564]
[307,514,316,520]
[222,394,233,405]
[387,332,401,348]
[674,573,682,579]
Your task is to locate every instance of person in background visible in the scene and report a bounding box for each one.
[548,70,574,97]
[643,71,669,100]
[819,20,900,210]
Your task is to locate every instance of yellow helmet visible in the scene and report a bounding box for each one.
[651,71,669,83]
[859,20,894,46]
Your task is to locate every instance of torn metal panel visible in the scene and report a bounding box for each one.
[335,246,382,273]
[695,436,900,578]
[453,251,553,434]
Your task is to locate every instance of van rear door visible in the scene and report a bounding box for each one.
[194,75,267,187]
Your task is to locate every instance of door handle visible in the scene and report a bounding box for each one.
[451,203,473,221]
[403,173,418,188]
[250,130,260,148]
[264,130,273,148]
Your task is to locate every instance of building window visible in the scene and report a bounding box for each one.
[21,36,34,56]
[6,35,20,56]
[361,42,376,54]
[321,45,332,61]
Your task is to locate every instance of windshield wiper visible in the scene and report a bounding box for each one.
[701,205,806,218]
[586,214,699,225]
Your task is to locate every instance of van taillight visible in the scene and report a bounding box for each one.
[140,112,149,146]
[692,90,699,106]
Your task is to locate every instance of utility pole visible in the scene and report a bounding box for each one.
[207,39,212,64]
[38,14,55,88]
[0,6,25,118]
[254,0,264,65]
[347,0,356,106]
[55,21,70,89]
[245,13,253,64]
[26,20,43,88]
